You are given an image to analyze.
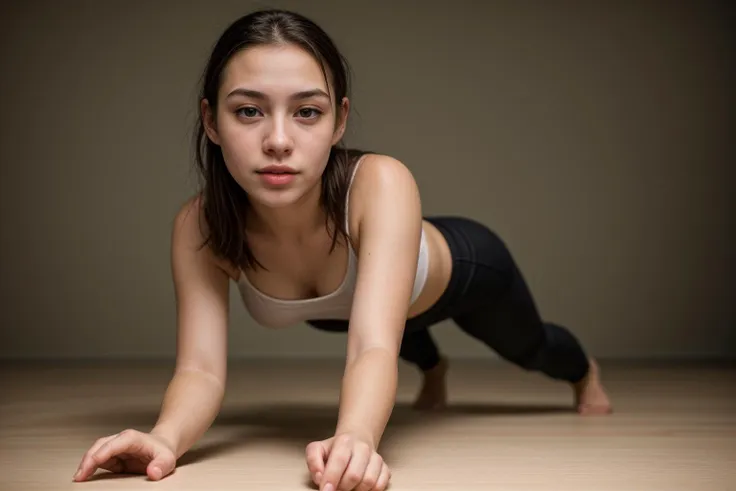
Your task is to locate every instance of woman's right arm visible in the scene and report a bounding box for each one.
[149,195,231,458]
[74,196,232,481]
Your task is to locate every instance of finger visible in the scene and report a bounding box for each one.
[98,455,125,474]
[355,454,383,491]
[337,442,372,491]
[74,434,118,481]
[77,430,144,481]
[321,435,353,491]
[76,435,116,468]
[305,441,327,485]
[373,463,391,491]
[147,447,177,481]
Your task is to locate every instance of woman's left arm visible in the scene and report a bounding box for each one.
[335,154,422,445]
[306,155,423,491]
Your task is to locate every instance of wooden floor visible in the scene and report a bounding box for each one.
[1,359,734,491]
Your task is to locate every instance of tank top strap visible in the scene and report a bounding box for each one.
[344,154,368,237]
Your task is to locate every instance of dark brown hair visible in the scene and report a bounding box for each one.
[192,9,372,271]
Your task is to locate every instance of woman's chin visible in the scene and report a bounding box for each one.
[247,187,304,209]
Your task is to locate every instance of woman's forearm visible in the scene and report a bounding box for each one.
[335,347,398,448]
[149,368,226,459]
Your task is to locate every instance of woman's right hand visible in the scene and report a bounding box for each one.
[73,429,177,482]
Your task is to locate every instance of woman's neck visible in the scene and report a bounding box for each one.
[245,185,327,243]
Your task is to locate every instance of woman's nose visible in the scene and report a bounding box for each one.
[263,119,293,157]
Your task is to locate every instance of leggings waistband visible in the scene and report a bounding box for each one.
[405,216,485,331]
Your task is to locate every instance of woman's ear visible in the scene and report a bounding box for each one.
[332,96,350,145]
[201,98,221,145]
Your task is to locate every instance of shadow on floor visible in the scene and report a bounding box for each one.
[53,400,572,484]
[45,401,572,451]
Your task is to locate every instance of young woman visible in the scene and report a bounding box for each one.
[73,8,611,491]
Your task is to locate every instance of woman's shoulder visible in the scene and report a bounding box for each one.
[345,152,422,244]
[172,193,206,240]
[349,152,418,198]
[171,193,240,280]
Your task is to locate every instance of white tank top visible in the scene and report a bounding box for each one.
[235,155,430,328]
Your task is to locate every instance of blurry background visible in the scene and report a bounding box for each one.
[1,0,733,361]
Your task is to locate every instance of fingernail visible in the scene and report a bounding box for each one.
[315,472,322,483]
[323,483,333,491]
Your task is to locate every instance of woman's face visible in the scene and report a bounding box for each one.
[203,43,348,208]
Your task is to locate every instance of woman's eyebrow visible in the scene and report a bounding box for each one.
[226,88,330,101]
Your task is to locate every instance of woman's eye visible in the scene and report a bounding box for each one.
[237,107,260,118]
[298,108,321,118]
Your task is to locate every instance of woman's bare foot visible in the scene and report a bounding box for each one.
[413,356,449,411]
[573,358,612,415]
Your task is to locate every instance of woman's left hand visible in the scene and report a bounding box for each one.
[305,432,391,491]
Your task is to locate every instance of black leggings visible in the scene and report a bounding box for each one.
[306,216,590,384]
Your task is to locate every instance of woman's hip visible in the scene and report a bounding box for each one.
[405,216,518,330]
